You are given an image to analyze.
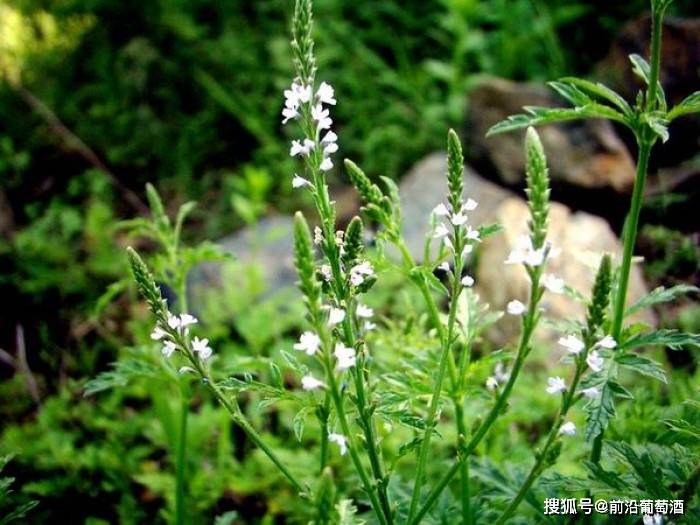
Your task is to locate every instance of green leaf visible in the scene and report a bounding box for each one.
[626,285,699,317]
[93,278,130,318]
[668,91,700,120]
[615,353,667,383]
[619,329,700,351]
[487,103,627,136]
[628,54,666,110]
[292,406,314,442]
[556,77,632,115]
[642,113,670,143]
[583,379,632,442]
[84,358,161,396]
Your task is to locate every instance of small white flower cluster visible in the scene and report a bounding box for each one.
[292,302,377,390]
[542,333,618,437]
[283,80,339,187]
[486,362,510,391]
[505,234,560,267]
[432,199,480,255]
[150,312,213,364]
[349,260,374,287]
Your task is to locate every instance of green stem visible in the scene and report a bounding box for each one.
[319,393,331,474]
[175,393,188,525]
[495,359,586,524]
[592,141,652,466]
[409,272,543,525]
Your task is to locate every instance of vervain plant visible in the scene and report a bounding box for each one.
[112,0,700,523]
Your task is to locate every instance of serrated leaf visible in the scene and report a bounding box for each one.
[628,54,667,110]
[556,77,632,115]
[642,113,670,142]
[487,103,627,136]
[615,353,667,383]
[292,406,313,442]
[619,329,700,351]
[84,358,161,396]
[626,285,699,317]
[668,91,700,120]
[584,379,631,441]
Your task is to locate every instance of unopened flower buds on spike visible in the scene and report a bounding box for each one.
[291,0,316,85]
[524,127,551,249]
[342,216,364,267]
[446,129,464,213]
[293,212,321,314]
[145,183,171,232]
[585,254,612,340]
[127,247,167,321]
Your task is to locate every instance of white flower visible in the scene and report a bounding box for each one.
[462,198,478,211]
[433,223,449,239]
[507,300,526,316]
[319,157,333,172]
[643,514,663,525]
[542,274,565,294]
[364,321,377,331]
[334,342,356,370]
[167,313,181,330]
[559,422,576,436]
[451,211,468,226]
[328,432,348,455]
[313,227,324,245]
[294,331,321,356]
[432,203,450,216]
[558,334,585,355]
[162,340,177,358]
[586,350,604,372]
[320,264,333,282]
[290,139,315,157]
[179,314,198,327]
[328,307,346,326]
[546,376,567,394]
[292,174,311,188]
[178,366,196,374]
[311,103,332,130]
[316,82,336,105]
[356,304,374,318]
[465,226,480,241]
[580,387,599,399]
[595,335,617,349]
[504,235,545,266]
[461,244,474,257]
[281,106,299,124]
[486,377,499,391]
[437,261,450,273]
[151,326,167,340]
[301,374,326,391]
[494,363,509,383]
[323,142,338,155]
[461,275,475,287]
[349,261,374,286]
[192,336,213,360]
[321,130,338,144]
[443,236,454,251]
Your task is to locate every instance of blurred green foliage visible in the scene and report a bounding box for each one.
[1,0,699,522]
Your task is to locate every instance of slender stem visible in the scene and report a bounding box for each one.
[407,233,466,522]
[495,359,586,524]
[175,393,188,525]
[409,272,543,525]
[319,393,331,474]
[646,9,665,113]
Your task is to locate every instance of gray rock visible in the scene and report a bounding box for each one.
[398,152,514,260]
[187,215,297,309]
[476,197,655,345]
[466,78,636,192]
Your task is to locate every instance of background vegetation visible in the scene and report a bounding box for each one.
[1,0,698,523]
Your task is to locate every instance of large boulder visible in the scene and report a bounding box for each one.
[476,197,655,345]
[465,78,636,192]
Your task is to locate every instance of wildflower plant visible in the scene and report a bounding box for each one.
[108,0,700,523]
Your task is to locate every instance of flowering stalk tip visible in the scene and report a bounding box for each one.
[524,127,550,248]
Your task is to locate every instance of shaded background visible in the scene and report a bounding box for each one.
[1,0,699,523]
